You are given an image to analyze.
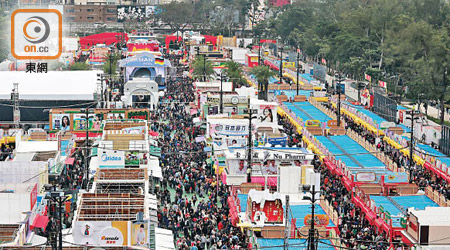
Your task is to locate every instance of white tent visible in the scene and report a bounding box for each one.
[0,71,100,100]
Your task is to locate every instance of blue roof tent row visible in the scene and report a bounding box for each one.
[370,195,438,227]
[284,102,332,126]
[257,238,335,250]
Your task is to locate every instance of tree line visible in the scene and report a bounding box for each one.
[256,0,450,124]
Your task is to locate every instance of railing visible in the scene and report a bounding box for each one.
[346,129,403,173]
[425,186,450,207]
[320,196,340,227]
[309,98,337,120]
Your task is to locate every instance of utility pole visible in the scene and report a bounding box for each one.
[97,74,105,108]
[81,108,93,190]
[284,195,290,250]
[309,185,317,250]
[258,35,261,66]
[203,54,207,82]
[246,97,254,183]
[109,49,113,77]
[279,46,283,84]
[407,108,418,183]
[12,83,20,128]
[335,73,343,127]
[220,72,224,113]
[49,191,69,250]
[302,184,320,250]
[58,196,63,250]
[296,48,300,96]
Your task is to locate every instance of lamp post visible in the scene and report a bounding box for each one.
[246,97,256,183]
[301,184,321,250]
[81,108,94,191]
[48,191,70,250]
[258,35,262,66]
[406,108,420,183]
[220,72,224,113]
[296,48,300,95]
[335,73,344,127]
[279,46,284,84]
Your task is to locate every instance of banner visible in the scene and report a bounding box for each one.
[304,214,330,226]
[260,39,277,44]
[283,62,295,68]
[98,149,125,167]
[52,114,71,131]
[74,221,128,246]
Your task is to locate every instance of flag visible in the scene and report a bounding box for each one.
[155,57,165,65]
[364,74,371,81]
[379,80,387,88]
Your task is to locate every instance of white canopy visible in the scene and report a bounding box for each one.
[0,71,100,100]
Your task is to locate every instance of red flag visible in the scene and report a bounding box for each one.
[378,80,386,88]
[364,74,371,81]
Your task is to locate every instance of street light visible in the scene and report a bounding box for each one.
[97,73,106,108]
[80,108,95,191]
[47,191,71,250]
[279,46,284,84]
[245,97,258,183]
[334,73,344,127]
[406,108,420,183]
[301,184,322,250]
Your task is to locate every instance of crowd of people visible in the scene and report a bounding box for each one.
[334,104,450,200]
[278,112,390,249]
[155,73,249,249]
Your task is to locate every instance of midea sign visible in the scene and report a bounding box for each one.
[98,150,125,167]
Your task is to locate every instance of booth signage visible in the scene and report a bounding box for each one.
[234,151,307,160]
[304,214,329,226]
[260,39,277,44]
[355,172,376,182]
[98,150,125,167]
[283,62,295,68]
[127,111,149,120]
[98,227,124,245]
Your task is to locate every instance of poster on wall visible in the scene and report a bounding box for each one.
[131,221,148,247]
[73,114,103,131]
[74,221,128,246]
[228,159,248,175]
[52,114,71,131]
[107,112,125,120]
[257,104,276,123]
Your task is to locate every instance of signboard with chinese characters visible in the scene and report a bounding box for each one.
[117,6,147,22]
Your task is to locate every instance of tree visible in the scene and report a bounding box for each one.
[0,12,10,62]
[192,55,214,81]
[157,2,193,37]
[251,66,276,101]
[387,20,450,125]
[223,61,244,89]
[103,52,121,76]
[69,62,90,70]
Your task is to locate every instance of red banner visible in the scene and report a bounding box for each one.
[30,184,38,210]
[260,39,277,44]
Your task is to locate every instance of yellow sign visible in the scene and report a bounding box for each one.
[305,120,321,127]
[283,62,295,68]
